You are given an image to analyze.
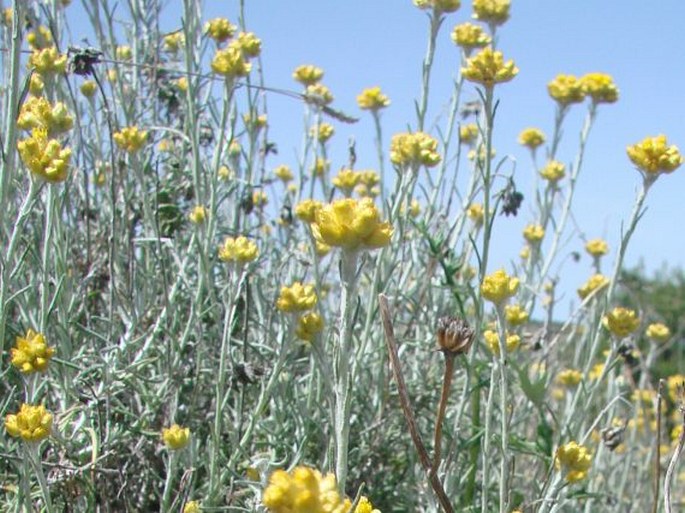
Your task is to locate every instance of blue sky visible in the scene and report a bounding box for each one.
[67,1,685,313]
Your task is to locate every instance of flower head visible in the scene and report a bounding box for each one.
[523,224,544,245]
[518,128,545,150]
[27,26,53,50]
[581,73,619,104]
[235,32,262,57]
[188,205,207,224]
[293,64,324,86]
[305,83,334,106]
[295,199,323,223]
[603,307,640,338]
[162,424,191,450]
[436,316,475,355]
[556,369,583,387]
[80,80,97,97]
[311,198,393,251]
[116,45,132,61]
[484,330,520,356]
[332,169,362,193]
[28,46,67,76]
[263,466,347,513]
[459,123,479,145]
[577,274,609,300]
[164,32,184,52]
[504,304,529,326]
[627,135,683,176]
[277,282,318,313]
[183,501,201,513]
[481,269,519,304]
[451,22,490,52]
[218,236,258,264]
[274,165,293,182]
[540,160,565,183]
[5,404,53,443]
[18,128,71,182]
[113,126,148,153]
[585,238,609,257]
[296,312,325,342]
[311,122,335,143]
[645,322,670,343]
[205,18,236,43]
[357,86,390,111]
[467,203,484,227]
[472,0,511,26]
[10,329,55,374]
[547,74,586,106]
[555,441,592,482]
[211,46,251,79]
[18,97,73,137]
[390,131,441,168]
[413,0,461,14]
[461,47,518,88]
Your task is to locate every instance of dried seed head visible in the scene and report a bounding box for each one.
[436,316,475,355]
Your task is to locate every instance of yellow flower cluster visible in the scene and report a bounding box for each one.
[189,205,207,224]
[556,369,583,387]
[461,47,518,88]
[162,424,191,450]
[311,122,335,143]
[262,466,379,513]
[218,236,259,264]
[80,80,97,98]
[113,126,148,153]
[484,330,520,356]
[183,501,200,513]
[27,26,52,50]
[295,199,324,223]
[581,73,619,104]
[603,307,640,338]
[28,46,67,76]
[585,238,609,257]
[523,224,544,244]
[205,17,236,43]
[504,304,529,326]
[390,132,441,168]
[555,441,592,482]
[164,32,184,52]
[626,135,684,176]
[305,83,334,106]
[540,160,565,183]
[210,32,260,79]
[357,86,391,111]
[10,329,55,374]
[459,123,479,145]
[311,157,330,177]
[451,22,491,51]
[18,97,73,137]
[293,64,324,86]
[577,274,609,300]
[547,74,585,106]
[17,128,72,183]
[277,282,318,313]
[467,203,484,226]
[311,198,393,251]
[5,404,53,443]
[413,0,461,13]
[274,165,294,182]
[116,45,132,60]
[518,128,545,149]
[472,0,510,26]
[481,269,519,304]
[296,311,324,342]
[645,322,670,343]
[332,169,362,193]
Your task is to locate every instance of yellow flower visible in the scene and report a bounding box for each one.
[311,157,330,177]
[277,282,318,312]
[413,0,461,14]
[603,307,640,338]
[29,75,44,96]
[17,129,71,182]
[164,32,184,52]
[162,424,191,450]
[10,329,55,374]
[332,169,361,193]
[467,203,484,226]
[484,330,520,356]
[540,160,565,183]
[293,64,324,86]
[211,46,251,78]
[296,312,324,342]
[408,199,421,217]
[218,236,258,264]
[577,274,609,300]
[555,441,592,482]
[107,69,118,83]
[177,76,189,92]
[667,375,685,402]
[311,198,393,251]
[472,0,511,26]
[263,466,348,513]
[390,131,441,168]
[518,128,545,149]
[311,122,335,143]
[274,165,293,182]
[205,17,236,43]
[357,86,390,111]
[80,80,97,98]
[481,269,519,304]
[626,135,683,176]
[645,322,670,343]
[523,224,544,244]
[461,47,518,88]
[585,238,609,257]
[451,22,491,51]
[252,190,268,208]
[556,369,583,387]
[235,32,262,57]
[547,74,585,106]
[189,205,207,224]
[5,404,53,443]
[113,126,148,153]
[305,83,334,106]
[295,199,323,223]
[116,45,132,61]
[2,7,13,27]
[359,170,380,186]
[581,73,619,104]
[519,245,530,260]
[28,46,67,76]
[18,97,73,137]
[588,363,604,381]
[27,26,53,50]
[459,123,479,145]
[183,501,201,513]
[504,304,528,326]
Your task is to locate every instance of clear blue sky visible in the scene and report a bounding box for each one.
[67,1,685,313]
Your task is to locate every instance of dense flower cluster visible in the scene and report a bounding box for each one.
[577,274,609,300]
[390,132,441,168]
[296,312,325,342]
[218,236,259,264]
[293,64,324,86]
[547,74,585,106]
[113,126,148,153]
[17,128,72,182]
[585,238,609,257]
[484,330,520,356]
[357,86,390,111]
[518,128,545,149]
[461,47,518,87]
[603,307,640,338]
[5,404,53,443]
[205,17,236,43]
[556,369,583,387]
[451,22,491,51]
[555,441,592,482]
[540,160,565,183]
[10,329,55,374]
[459,123,479,145]
[162,424,191,450]
[645,322,670,343]
[581,73,619,104]
[277,282,318,313]
[413,0,461,13]
[523,224,544,244]
[472,0,511,26]
[626,135,683,176]
[504,304,529,326]
[481,269,519,304]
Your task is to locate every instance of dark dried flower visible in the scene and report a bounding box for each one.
[436,316,475,355]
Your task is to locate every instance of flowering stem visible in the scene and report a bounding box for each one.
[26,443,54,513]
[334,249,359,493]
[417,13,441,131]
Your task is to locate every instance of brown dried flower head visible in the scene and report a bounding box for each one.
[436,316,475,355]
